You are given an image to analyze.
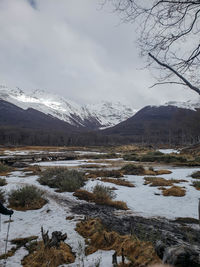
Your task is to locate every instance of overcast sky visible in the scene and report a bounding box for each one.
[0,0,197,109]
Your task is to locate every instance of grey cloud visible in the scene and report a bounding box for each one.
[27,0,37,9]
[0,0,197,109]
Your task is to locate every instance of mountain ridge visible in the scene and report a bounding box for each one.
[0,85,136,129]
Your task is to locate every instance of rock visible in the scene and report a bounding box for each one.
[155,241,167,259]
[163,244,200,267]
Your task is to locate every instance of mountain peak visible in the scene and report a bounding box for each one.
[0,85,136,129]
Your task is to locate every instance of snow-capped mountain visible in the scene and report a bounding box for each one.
[164,97,200,111]
[0,85,136,129]
[85,101,137,129]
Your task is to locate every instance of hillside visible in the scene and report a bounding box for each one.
[103,105,200,145]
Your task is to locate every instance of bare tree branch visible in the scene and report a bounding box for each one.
[149,81,187,88]
[149,53,200,95]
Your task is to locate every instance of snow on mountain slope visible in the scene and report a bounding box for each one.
[164,97,200,111]
[0,85,136,129]
[85,101,137,129]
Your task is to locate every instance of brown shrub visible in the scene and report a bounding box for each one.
[76,219,160,266]
[155,170,172,175]
[73,189,94,202]
[121,164,145,175]
[73,189,128,210]
[22,241,75,267]
[192,180,200,190]
[8,186,47,211]
[144,169,172,176]
[101,178,135,187]
[144,177,174,187]
[0,163,13,176]
[191,171,200,179]
[162,186,186,197]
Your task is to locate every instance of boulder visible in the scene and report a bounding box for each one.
[163,244,200,267]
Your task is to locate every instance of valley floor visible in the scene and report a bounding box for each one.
[0,146,200,266]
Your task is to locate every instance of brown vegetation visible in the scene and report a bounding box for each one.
[121,164,145,175]
[162,186,186,197]
[144,177,187,187]
[86,169,123,179]
[0,236,38,260]
[192,181,200,190]
[191,171,200,179]
[76,218,160,266]
[144,169,172,176]
[74,189,128,210]
[101,178,135,187]
[22,241,75,267]
[0,163,13,176]
[8,185,47,211]
[23,166,41,175]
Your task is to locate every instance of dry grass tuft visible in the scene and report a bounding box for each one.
[23,166,41,175]
[144,169,172,176]
[101,178,135,187]
[144,177,187,187]
[22,241,75,267]
[0,236,38,260]
[162,186,186,197]
[192,180,200,190]
[154,170,172,175]
[191,171,200,179]
[144,177,174,187]
[76,218,160,266]
[0,163,13,176]
[74,189,128,210]
[121,164,145,175]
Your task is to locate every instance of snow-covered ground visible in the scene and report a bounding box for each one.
[0,171,117,267]
[1,150,200,266]
[3,150,46,156]
[32,159,110,167]
[84,166,200,219]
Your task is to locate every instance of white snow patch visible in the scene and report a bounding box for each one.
[84,166,200,219]
[158,149,180,154]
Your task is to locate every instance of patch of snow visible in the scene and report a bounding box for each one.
[158,149,180,154]
[84,166,200,219]
[32,159,109,167]
[164,97,200,111]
